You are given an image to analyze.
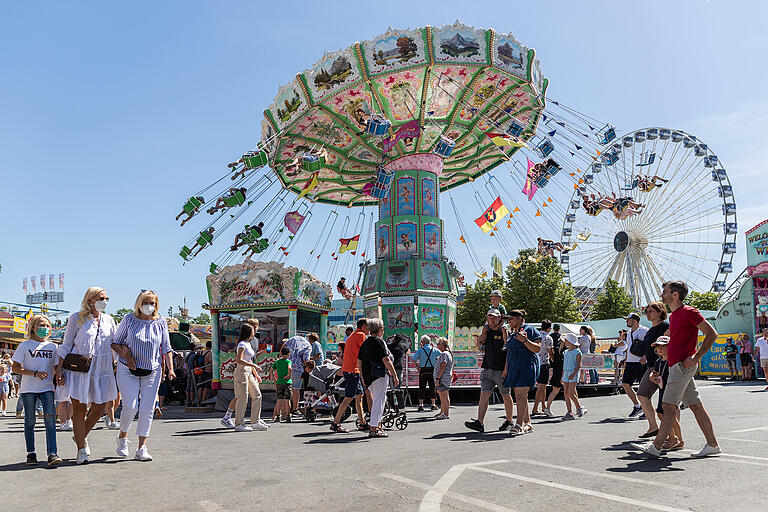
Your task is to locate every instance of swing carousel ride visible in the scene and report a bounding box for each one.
[177,22,737,325]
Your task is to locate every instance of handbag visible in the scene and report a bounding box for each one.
[62,316,99,373]
[628,330,645,358]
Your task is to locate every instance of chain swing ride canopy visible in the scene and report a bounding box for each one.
[259,22,547,206]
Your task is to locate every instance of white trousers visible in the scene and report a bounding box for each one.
[116,364,162,438]
[368,376,388,427]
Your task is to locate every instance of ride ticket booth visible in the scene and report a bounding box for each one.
[203,261,332,390]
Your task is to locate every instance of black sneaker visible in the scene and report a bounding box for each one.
[638,413,646,420]
[498,419,512,431]
[47,454,62,467]
[25,453,38,466]
[417,405,424,412]
[628,406,643,418]
[465,419,484,432]
[430,404,438,411]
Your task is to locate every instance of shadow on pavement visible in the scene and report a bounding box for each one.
[425,431,508,443]
[171,428,232,437]
[590,417,638,424]
[304,435,371,444]
[606,454,692,472]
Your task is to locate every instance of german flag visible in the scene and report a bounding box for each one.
[475,197,510,233]
[339,235,360,254]
[484,132,528,148]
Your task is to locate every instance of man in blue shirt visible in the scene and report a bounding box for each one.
[412,335,438,412]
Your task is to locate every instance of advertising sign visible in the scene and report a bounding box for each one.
[697,333,747,376]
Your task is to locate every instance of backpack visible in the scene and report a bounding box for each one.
[550,332,564,366]
[195,352,206,369]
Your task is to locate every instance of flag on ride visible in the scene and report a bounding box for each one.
[22,278,27,293]
[40,274,46,290]
[491,254,503,277]
[298,171,319,199]
[339,235,360,254]
[474,197,510,233]
[49,274,54,290]
[59,273,64,289]
[284,210,306,234]
[31,276,36,293]
[522,158,538,201]
[484,132,528,148]
[382,120,420,153]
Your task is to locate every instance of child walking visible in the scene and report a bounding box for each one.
[561,333,587,420]
[273,346,292,422]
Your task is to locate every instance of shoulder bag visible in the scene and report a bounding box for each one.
[628,330,645,358]
[62,316,99,373]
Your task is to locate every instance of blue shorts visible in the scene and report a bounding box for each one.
[343,372,364,398]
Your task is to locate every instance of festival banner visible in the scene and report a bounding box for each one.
[382,120,420,153]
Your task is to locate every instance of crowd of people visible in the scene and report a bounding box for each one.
[5,280,766,466]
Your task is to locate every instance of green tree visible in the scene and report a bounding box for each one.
[685,291,721,311]
[112,307,133,324]
[590,279,634,320]
[504,248,580,323]
[456,276,504,327]
[192,312,211,325]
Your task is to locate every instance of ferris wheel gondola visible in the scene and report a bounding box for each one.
[559,127,738,315]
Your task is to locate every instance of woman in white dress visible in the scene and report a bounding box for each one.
[56,287,118,464]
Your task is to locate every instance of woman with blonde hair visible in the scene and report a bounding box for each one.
[433,338,454,420]
[57,286,118,464]
[111,290,175,462]
[11,315,62,466]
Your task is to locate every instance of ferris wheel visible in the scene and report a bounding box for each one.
[559,127,738,314]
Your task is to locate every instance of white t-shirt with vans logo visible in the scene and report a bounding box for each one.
[11,340,58,394]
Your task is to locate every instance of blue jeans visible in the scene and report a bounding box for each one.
[21,391,57,455]
[16,395,43,413]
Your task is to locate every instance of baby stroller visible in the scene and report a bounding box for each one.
[304,362,350,423]
[354,376,408,431]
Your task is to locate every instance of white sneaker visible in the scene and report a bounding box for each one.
[116,437,129,457]
[59,419,73,431]
[576,407,588,417]
[253,422,269,431]
[220,417,236,429]
[108,420,120,430]
[102,415,109,427]
[235,425,253,432]
[1,411,6,416]
[691,444,721,458]
[256,419,269,429]
[542,408,553,417]
[134,446,152,462]
[630,441,663,458]
[72,436,90,456]
[76,448,89,465]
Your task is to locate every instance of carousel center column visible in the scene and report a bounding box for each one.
[210,309,221,390]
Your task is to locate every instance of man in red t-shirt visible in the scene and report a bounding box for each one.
[329,318,369,433]
[632,281,720,459]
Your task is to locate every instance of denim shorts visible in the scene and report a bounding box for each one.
[343,372,364,398]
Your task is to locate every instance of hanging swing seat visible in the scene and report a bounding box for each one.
[242,150,268,169]
[434,135,456,157]
[576,230,591,241]
[509,260,523,269]
[598,125,616,145]
[179,246,192,261]
[474,270,487,278]
[536,138,554,158]
[365,114,391,136]
[369,165,395,199]
[182,196,204,215]
[302,154,326,171]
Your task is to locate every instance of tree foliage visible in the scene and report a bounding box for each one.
[112,307,133,324]
[456,276,504,327]
[590,279,634,320]
[685,291,721,311]
[192,312,212,325]
[504,248,580,323]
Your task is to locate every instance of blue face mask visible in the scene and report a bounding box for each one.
[36,327,51,338]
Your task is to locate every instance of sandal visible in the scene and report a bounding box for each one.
[368,428,388,438]
[330,423,348,433]
[662,439,684,451]
[522,424,534,433]
[357,422,370,432]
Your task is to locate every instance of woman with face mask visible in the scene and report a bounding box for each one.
[57,286,119,465]
[111,290,175,462]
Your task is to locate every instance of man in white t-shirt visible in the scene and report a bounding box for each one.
[622,313,649,417]
[754,329,768,390]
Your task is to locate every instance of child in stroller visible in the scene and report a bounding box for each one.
[303,360,349,423]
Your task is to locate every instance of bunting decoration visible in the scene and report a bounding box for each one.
[459,235,466,244]
[535,209,542,217]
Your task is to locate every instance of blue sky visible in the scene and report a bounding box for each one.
[1,1,766,318]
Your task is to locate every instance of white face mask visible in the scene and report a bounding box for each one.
[141,304,156,316]
[94,300,108,312]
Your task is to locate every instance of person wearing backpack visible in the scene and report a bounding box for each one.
[623,313,649,418]
[412,335,438,412]
[544,324,565,416]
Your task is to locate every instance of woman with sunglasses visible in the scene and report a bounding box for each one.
[635,302,670,439]
[57,287,119,464]
[111,290,174,462]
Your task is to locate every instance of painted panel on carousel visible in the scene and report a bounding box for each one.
[380,191,392,217]
[395,221,418,260]
[432,23,488,65]
[301,47,361,102]
[423,223,441,261]
[424,65,473,119]
[419,261,445,289]
[361,28,427,76]
[755,277,768,332]
[421,176,436,217]
[419,305,446,331]
[493,33,527,79]
[384,261,412,291]
[266,82,308,131]
[376,69,425,122]
[323,85,374,131]
[376,224,390,260]
[447,307,456,344]
[385,303,414,331]
[396,176,416,215]
[363,265,379,294]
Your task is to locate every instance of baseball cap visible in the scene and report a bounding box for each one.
[490,290,502,297]
[652,336,670,346]
[487,308,501,317]
[626,313,641,321]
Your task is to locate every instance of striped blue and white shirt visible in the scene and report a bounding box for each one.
[112,314,172,371]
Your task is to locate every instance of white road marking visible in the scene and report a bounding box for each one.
[731,425,768,433]
[469,466,690,512]
[381,472,515,512]
[684,449,768,462]
[198,501,227,512]
[716,436,768,445]
[415,460,508,512]
[505,457,690,491]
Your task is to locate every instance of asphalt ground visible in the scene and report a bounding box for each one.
[1,379,766,511]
